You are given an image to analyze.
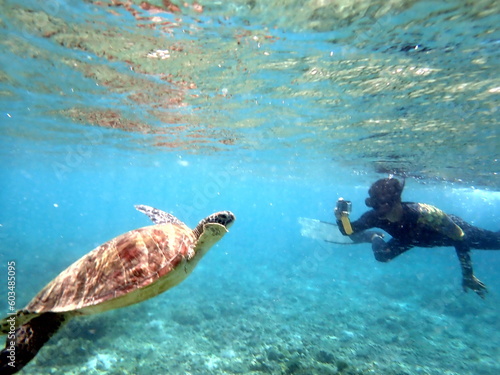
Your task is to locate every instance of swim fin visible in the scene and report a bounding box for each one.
[297,217,353,244]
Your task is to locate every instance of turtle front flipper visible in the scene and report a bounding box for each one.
[0,312,69,374]
[134,205,184,225]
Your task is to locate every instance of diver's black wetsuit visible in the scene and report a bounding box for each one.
[337,202,500,286]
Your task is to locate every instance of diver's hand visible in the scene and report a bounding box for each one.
[371,234,387,252]
[357,231,385,243]
[462,275,488,299]
[334,198,352,221]
[369,232,385,241]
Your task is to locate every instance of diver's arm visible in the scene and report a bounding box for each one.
[372,238,412,262]
[335,208,383,243]
[454,241,487,298]
[348,228,383,243]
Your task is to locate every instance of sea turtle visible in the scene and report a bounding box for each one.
[0,205,235,374]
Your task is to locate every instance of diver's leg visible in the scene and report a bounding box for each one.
[450,215,500,250]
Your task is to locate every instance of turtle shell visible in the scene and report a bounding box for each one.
[25,222,196,315]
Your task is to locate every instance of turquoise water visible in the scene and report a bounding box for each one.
[1,0,499,374]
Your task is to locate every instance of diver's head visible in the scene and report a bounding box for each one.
[365,178,405,217]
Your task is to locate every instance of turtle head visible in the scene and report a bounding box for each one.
[192,211,235,240]
[190,211,235,260]
[205,211,236,228]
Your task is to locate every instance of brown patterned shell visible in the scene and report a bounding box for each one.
[25,222,196,315]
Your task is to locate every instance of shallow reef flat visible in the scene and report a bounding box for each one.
[20,247,500,375]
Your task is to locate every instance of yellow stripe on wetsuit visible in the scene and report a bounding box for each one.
[415,203,465,241]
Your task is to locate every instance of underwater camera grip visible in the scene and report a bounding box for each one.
[336,198,353,235]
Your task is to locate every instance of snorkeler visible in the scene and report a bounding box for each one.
[335,177,500,298]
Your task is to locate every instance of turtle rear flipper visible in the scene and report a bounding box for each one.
[0,313,68,374]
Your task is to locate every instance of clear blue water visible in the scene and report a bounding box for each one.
[1,1,499,374]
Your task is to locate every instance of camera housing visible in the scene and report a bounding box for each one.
[337,198,352,214]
